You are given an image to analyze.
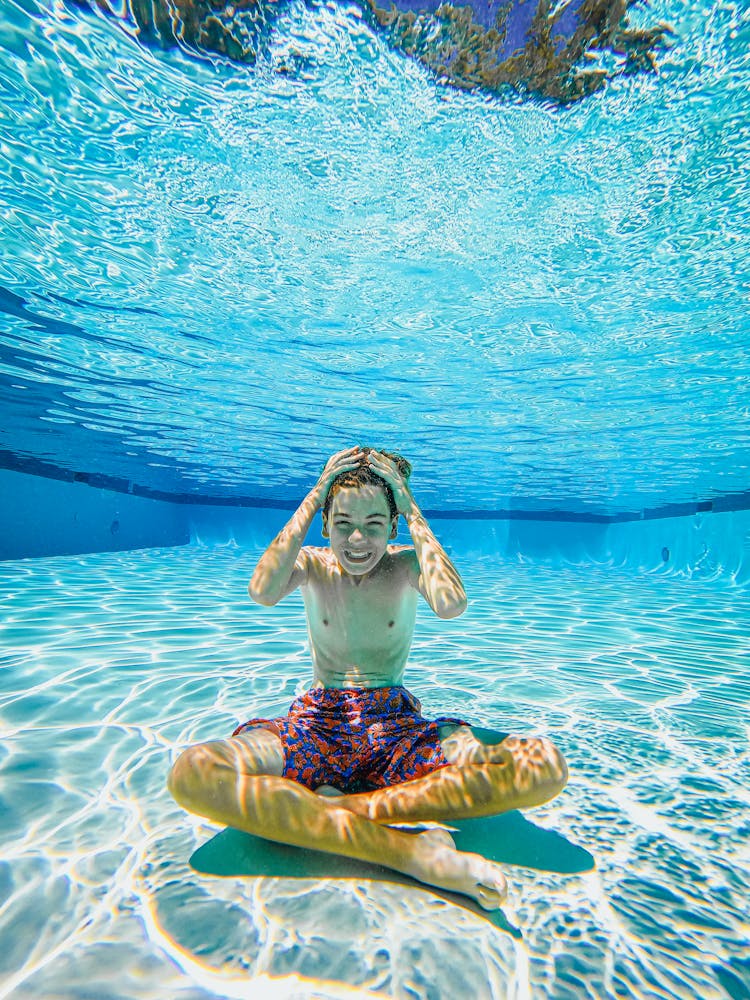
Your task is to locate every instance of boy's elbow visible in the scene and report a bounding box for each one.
[248,578,278,606]
[434,594,468,619]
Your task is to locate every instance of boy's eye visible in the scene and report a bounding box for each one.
[334,521,384,531]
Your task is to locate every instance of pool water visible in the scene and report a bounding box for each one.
[1,0,749,516]
[1,0,749,994]
[1,543,747,999]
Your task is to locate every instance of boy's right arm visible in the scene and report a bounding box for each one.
[248,446,363,606]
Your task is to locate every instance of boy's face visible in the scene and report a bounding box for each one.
[325,484,397,576]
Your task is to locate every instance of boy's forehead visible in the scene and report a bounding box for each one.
[331,484,389,516]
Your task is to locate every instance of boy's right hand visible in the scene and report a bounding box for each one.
[311,446,365,508]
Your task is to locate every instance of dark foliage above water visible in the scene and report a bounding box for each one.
[79,0,672,102]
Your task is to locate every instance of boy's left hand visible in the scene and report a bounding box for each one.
[367,451,413,516]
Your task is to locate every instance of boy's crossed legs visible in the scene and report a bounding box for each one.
[168,725,567,909]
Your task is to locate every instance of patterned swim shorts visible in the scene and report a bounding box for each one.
[232,685,469,793]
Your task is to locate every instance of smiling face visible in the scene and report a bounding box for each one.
[324,484,397,576]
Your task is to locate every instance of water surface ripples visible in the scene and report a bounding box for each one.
[0,0,749,513]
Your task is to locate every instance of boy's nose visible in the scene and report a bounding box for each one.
[349,528,365,543]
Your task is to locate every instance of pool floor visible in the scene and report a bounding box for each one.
[0,545,748,999]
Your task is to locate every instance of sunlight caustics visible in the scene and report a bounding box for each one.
[0,546,747,998]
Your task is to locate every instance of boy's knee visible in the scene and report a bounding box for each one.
[504,734,568,795]
[167,743,214,807]
[545,739,568,790]
[531,737,568,795]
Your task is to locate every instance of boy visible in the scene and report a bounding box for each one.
[169,446,567,909]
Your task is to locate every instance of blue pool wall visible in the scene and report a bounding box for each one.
[4,468,748,583]
[0,468,190,559]
[189,502,750,583]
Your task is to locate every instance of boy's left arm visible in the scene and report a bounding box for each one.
[366,451,467,619]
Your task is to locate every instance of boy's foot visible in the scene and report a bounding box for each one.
[412,828,508,909]
[313,798,507,908]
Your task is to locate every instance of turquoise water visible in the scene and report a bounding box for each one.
[2,0,750,995]
[1,0,749,514]
[1,543,748,998]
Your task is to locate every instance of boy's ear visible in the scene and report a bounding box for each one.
[389,517,399,540]
[321,512,330,539]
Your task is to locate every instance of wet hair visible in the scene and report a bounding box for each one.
[322,448,412,523]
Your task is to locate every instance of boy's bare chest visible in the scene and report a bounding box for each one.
[303,582,417,682]
[304,574,415,630]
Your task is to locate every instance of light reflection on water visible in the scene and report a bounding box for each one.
[0,544,747,998]
[0,0,748,512]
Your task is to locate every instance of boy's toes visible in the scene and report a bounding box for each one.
[473,861,508,909]
[419,827,456,850]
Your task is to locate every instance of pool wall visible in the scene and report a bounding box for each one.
[189,496,750,583]
[0,468,189,559]
[3,468,749,583]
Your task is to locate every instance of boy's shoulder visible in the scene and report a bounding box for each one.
[386,544,417,561]
[299,545,335,566]
[388,545,420,578]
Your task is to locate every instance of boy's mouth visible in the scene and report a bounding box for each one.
[344,549,373,564]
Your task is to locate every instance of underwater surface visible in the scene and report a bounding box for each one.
[1,0,749,996]
[0,0,749,515]
[1,544,748,999]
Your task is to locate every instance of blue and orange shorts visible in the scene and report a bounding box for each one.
[232,685,469,794]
